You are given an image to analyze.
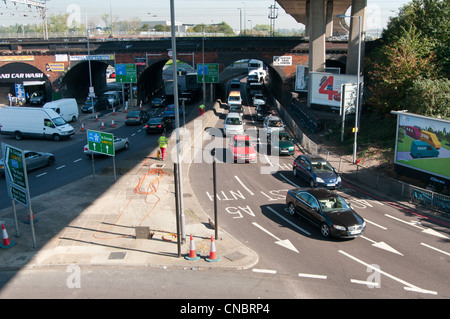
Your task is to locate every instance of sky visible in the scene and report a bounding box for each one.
[0,0,411,32]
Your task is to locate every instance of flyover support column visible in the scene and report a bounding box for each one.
[346,0,366,75]
[308,0,326,73]
[326,0,333,37]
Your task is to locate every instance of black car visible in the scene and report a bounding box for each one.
[286,188,366,238]
[125,110,150,125]
[151,96,166,108]
[293,154,341,189]
[144,117,173,134]
[256,104,271,121]
[81,98,109,113]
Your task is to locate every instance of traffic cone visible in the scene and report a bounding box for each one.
[205,235,220,262]
[80,122,85,131]
[185,234,200,260]
[139,100,142,110]
[24,212,38,224]
[95,113,99,121]
[101,120,105,129]
[111,119,115,128]
[1,224,15,249]
[112,107,116,115]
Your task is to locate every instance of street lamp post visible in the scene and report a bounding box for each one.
[337,14,362,164]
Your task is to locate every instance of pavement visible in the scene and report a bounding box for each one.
[1,99,448,271]
[0,101,259,270]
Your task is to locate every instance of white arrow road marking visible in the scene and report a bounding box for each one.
[385,214,449,239]
[339,250,437,295]
[360,236,403,256]
[268,206,311,236]
[252,222,299,253]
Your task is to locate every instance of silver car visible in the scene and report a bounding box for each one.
[83,137,129,156]
[0,150,55,176]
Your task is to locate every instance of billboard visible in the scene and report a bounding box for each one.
[392,111,450,181]
[309,72,363,108]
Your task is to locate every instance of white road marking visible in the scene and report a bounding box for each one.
[360,236,403,256]
[252,222,299,253]
[252,269,277,274]
[385,214,448,239]
[364,219,387,230]
[56,165,66,170]
[234,176,254,195]
[350,279,380,288]
[420,243,450,257]
[73,158,82,163]
[36,172,47,177]
[339,250,437,295]
[279,173,300,188]
[267,206,311,236]
[298,273,327,280]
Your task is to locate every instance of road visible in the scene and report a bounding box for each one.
[188,82,450,298]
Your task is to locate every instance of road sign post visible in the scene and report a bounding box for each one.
[1,143,36,248]
[86,130,116,181]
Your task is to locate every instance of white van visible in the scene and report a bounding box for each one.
[223,112,244,136]
[227,91,242,108]
[102,91,122,107]
[0,107,74,141]
[43,98,79,122]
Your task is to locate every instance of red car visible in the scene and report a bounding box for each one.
[228,135,257,163]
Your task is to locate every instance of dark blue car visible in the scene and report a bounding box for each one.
[293,154,341,189]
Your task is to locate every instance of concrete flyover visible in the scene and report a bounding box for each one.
[277,0,367,75]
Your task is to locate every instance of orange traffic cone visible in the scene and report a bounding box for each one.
[24,212,38,224]
[185,234,200,260]
[95,114,99,121]
[81,122,85,131]
[205,235,220,262]
[1,224,15,249]
[101,120,105,129]
[111,119,115,128]
[112,107,116,116]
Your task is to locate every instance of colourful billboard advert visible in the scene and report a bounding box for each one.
[393,112,450,180]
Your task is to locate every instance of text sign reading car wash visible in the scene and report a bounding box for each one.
[1,143,30,207]
[87,130,114,156]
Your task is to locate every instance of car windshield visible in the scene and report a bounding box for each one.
[318,195,350,212]
[234,140,251,147]
[278,134,290,141]
[153,98,162,102]
[128,111,140,117]
[226,118,242,125]
[269,120,283,127]
[52,117,66,126]
[311,161,334,172]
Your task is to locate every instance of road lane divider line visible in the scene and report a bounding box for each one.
[36,172,47,177]
[279,173,300,188]
[56,165,66,170]
[298,273,327,280]
[73,158,82,163]
[420,243,450,257]
[267,206,311,236]
[234,176,254,195]
[350,279,380,288]
[252,269,277,274]
[338,250,437,295]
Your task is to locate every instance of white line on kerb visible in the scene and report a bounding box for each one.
[234,176,254,195]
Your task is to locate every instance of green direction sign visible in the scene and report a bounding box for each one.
[10,185,28,206]
[4,145,26,188]
[87,130,115,156]
[197,63,219,83]
[115,63,137,83]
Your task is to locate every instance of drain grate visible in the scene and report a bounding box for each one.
[150,163,165,169]
[108,252,126,260]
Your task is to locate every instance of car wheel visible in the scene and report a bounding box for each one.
[47,157,55,166]
[53,134,60,142]
[123,142,129,150]
[320,223,330,238]
[293,167,297,177]
[288,203,296,216]
[14,131,23,140]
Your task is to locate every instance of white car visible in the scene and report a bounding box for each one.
[263,115,285,136]
[83,137,129,156]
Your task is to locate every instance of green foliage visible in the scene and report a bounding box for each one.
[365,0,449,118]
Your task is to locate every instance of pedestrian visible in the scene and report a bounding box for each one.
[158,132,169,160]
[199,103,205,116]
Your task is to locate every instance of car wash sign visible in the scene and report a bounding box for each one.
[0,63,44,83]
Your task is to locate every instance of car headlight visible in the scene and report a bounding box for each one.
[337,176,342,182]
[289,146,294,150]
[316,177,324,183]
[333,224,346,231]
